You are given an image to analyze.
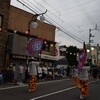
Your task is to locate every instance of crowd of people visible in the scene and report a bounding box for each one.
[0,61,100,99]
[0,63,99,86]
[0,62,67,85]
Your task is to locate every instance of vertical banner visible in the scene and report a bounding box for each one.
[77,42,87,71]
[26,38,43,54]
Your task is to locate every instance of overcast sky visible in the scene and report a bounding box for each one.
[11,0,100,48]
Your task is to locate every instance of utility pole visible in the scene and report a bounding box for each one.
[88,24,99,65]
[97,44,100,67]
[89,29,94,60]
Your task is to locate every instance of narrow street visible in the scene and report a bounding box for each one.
[0,79,100,100]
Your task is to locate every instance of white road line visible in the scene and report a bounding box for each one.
[0,84,27,90]
[0,79,67,91]
[30,80,96,100]
[38,79,67,85]
[30,86,77,100]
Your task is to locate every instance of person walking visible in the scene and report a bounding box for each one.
[92,66,98,80]
[0,71,3,85]
[19,63,24,84]
[37,65,42,82]
[66,65,71,79]
[78,64,90,99]
[28,61,38,92]
[12,64,17,84]
[24,64,30,83]
[42,65,48,81]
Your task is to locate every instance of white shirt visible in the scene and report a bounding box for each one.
[78,66,90,80]
[42,67,48,74]
[28,61,38,75]
[37,67,42,74]
[19,65,24,74]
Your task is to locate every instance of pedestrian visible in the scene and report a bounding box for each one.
[78,63,90,99]
[24,64,30,83]
[98,66,100,80]
[0,71,3,85]
[66,65,71,79]
[12,64,17,84]
[18,63,24,84]
[42,65,48,81]
[92,66,98,80]
[37,65,42,82]
[28,61,38,92]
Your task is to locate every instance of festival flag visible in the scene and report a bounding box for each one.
[77,42,87,71]
[26,38,43,54]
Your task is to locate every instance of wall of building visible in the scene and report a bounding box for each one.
[86,44,100,66]
[6,5,56,67]
[0,0,10,69]
[8,6,56,42]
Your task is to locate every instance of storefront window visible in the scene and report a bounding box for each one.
[50,43,55,53]
[43,41,56,54]
[43,41,50,51]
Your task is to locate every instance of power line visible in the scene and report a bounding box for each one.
[59,0,95,12]
[42,0,60,15]
[29,0,63,24]
[17,0,84,44]
[74,0,95,24]
[27,0,84,43]
[17,0,36,14]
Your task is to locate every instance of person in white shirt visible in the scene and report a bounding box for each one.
[28,61,38,92]
[42,65,48,80]
[19,63,24,84]
[37,66,42,81]
[78,64,90,99]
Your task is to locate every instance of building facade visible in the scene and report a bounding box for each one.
[0,2,57,69]
[0,0,10,69]
[7,6,56,67]
[86,44,100,66]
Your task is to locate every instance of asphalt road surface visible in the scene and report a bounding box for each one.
[0,79,100,100]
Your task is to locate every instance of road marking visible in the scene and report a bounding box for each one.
[38,79,67,85]
[0,79,95,91]
[0,79,67,91]
[30,80,96,100]
[0,84,27,90]
[30,86,77,100]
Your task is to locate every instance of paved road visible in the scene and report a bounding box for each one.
[0,79,100,100]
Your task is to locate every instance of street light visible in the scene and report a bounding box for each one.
[27,10,47,40]
[26,10,47,64]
